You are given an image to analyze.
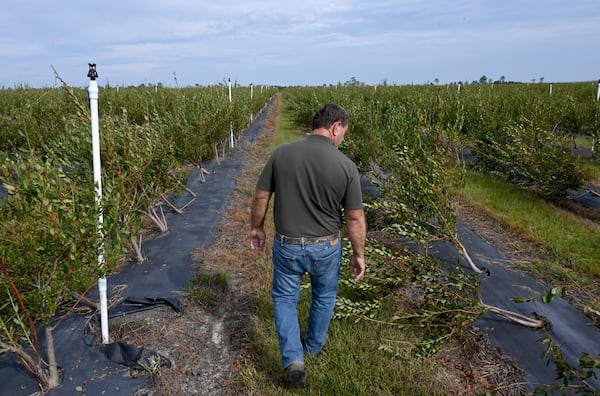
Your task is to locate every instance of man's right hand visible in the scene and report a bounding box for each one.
[250,227,266,250]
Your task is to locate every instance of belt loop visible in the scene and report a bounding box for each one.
[300,237,305,247]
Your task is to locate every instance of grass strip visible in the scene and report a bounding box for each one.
[242,96,474,395]
[461,170,600,278]
[273,102,305,146]
[246,287,452,395]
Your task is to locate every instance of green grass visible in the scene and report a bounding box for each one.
[461,170,600,278]
[187,271,229,307]
[581,159,600,185]
[241,97,464,395]
[244,281,460,396]
[273,101,305,146]
[573,134,594,150]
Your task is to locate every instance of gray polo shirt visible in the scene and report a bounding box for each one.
[256,134,363,238]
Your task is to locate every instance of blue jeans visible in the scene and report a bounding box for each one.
[271,236,342,368]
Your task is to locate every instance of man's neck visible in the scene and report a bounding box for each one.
[312,128,334,143]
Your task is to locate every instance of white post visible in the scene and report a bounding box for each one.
[87,63,109,344]
[250,84,254,123]
[228,78,234,148]
[597,81,600,101]
[98,277,109,343]
[228,77,232,103]
[549,83,553,96]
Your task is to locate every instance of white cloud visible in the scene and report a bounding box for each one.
[0,39,46,58]
[1,0,598,86]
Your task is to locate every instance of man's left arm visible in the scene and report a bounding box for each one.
[345,208,366,281]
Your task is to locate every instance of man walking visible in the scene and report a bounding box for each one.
[250,103,366,388]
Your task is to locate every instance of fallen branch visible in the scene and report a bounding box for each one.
[180,197,196,211]
[583,305,600,319]
[170,172,198,196]
[567,277,600,321]
[458,239,545,328]
[160,193,196,214]
[182,185,197,197]
[71,292,100,311]
[108,284,128,308]
[160,194,183,214]
[479,299,546,328]
[455,236,489,275]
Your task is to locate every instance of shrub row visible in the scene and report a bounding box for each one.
[0,83,276,390]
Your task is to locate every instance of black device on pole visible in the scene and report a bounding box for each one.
[88,63,98,80]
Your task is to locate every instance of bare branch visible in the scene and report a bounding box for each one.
[479,298,546,328]
[143,205,168,233]
[587,184,600,197]
[455,236,488,275]
[160,194,183,214]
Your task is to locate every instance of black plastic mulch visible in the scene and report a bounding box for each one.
[431,223,600,392]
[567,188,600,212]
[0,102,272,396]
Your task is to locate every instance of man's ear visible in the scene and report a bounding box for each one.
[332,121,342,136]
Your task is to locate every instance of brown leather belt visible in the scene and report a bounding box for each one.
[276,232,339,246]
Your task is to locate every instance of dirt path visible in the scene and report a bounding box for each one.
[130,97,279,396]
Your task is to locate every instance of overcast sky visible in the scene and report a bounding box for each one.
[1,0,599,88]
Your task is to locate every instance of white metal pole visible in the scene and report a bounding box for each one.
[250,84,254,123]
[87,63,109,344]
[228,78,232,103]
[228,78,234,148]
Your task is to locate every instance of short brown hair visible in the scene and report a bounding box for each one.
[311,103,349,130]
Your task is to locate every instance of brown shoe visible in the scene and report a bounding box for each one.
[285,361,307,388]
